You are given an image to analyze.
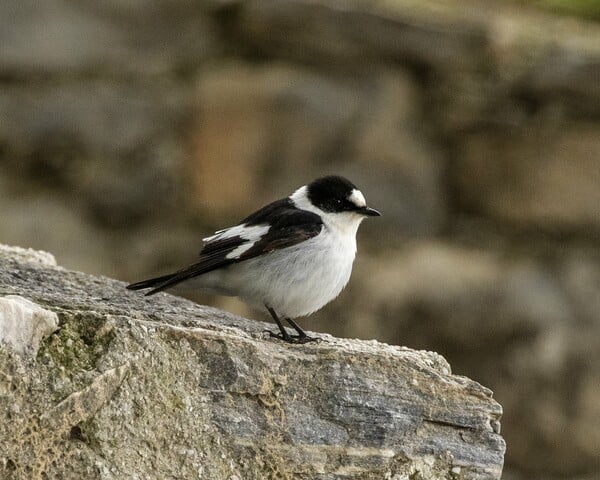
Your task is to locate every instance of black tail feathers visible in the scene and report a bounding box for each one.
[126,273,177,296]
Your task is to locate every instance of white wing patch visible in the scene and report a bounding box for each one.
[348,189,366,208]
[203,224,268,242]
[203,224,270,260]
[202,227,229,242]
[226,242,257,259]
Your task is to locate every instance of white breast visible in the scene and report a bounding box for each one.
[196,223,358,318]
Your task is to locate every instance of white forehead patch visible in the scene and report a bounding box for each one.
[348,189,366,208]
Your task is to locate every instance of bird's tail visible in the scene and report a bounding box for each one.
[126,273,178,296]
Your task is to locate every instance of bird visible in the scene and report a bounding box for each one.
[127,175,381,343]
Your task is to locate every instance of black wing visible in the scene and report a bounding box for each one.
[126,198,323,295]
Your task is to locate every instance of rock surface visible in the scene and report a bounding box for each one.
[0,296,59,356]
[0,244,505,479]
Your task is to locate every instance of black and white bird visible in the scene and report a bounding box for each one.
[127,175,380,343]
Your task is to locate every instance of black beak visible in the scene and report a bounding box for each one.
[360,206,381,217]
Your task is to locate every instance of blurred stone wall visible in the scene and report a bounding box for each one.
[1,1,599,478]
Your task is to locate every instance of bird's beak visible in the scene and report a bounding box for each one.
[360,206,381,217]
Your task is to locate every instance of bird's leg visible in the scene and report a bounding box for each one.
[265,305,293,342]
[285,317,318,343]
[265,306,318,344]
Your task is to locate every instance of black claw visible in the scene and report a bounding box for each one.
[267,331,319,344]
[264,305,319,344]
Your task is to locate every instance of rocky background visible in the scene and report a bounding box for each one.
[0,0,599,478]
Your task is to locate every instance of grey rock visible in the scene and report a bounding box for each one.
[0,0,217,75]
[0,245,57,267]
[233,0,487,70]
[0,295,59,355]
[0,82,190,229]
[0,243,506,479]
[0,83,188,156]
[188,63,445,236]
[453,122,600,231]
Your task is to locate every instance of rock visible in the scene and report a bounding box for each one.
[232,0,487,71]
[523,49,600,114]
[344,242,572,345]
[0,0,217,75]
[0,83,188,158]
[453,122,600,231]
[0,245,56,267]
[188,62,444,235]
[0,181,114,275]
[0,243,506,479]
[0,296,59,356]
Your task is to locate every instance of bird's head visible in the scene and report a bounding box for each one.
[291,175,381,234]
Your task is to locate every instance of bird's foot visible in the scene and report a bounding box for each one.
[266,330,320,344]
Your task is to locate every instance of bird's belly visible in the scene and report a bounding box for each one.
[219,233,356,318]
